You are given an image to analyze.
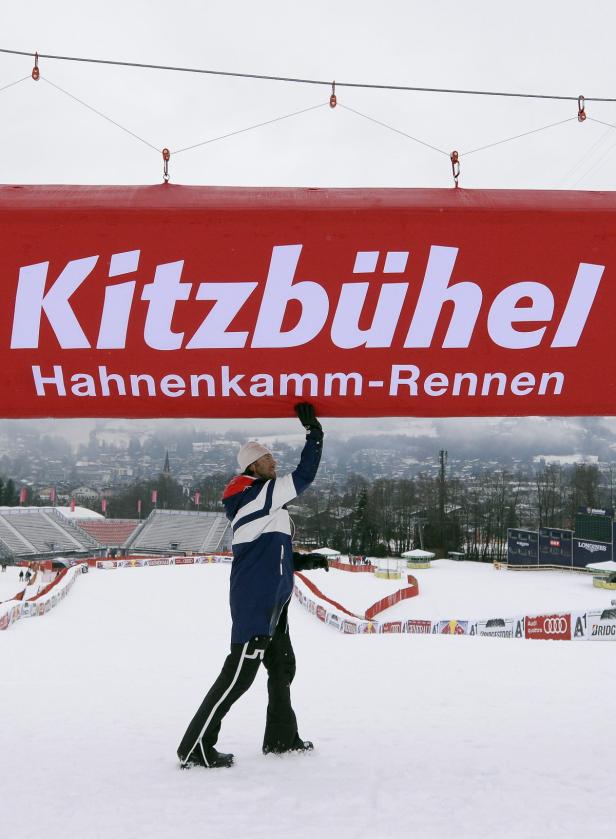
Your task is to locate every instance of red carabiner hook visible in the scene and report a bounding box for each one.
[330,80,337,109]
[162,148,171,183]
[577,95,586,122]
[450,150,460,188]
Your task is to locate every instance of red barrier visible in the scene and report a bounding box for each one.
[28,568,68,601]
[328,560,374,573]
[364,576,419,620]
[295,571,419,621]
[294,572,361,618]
[3,568,41,603]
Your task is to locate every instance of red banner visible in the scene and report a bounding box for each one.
[525,613,572,640]
[2,185,616,418]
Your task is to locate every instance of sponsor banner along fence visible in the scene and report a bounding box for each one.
[4,558,613,639]
[525,613,572,640]
[3,185,616,419]
[0,564,85,631]
[95,554,232,569]
[292,574,615,640]
[295,571,419,622]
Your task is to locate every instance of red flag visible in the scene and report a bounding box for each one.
[19,487,27,504]
[101,498,107,514]
[151,489,158,504]
[50,487,56,503]
[70,497,76,512]
[194,491,201,506]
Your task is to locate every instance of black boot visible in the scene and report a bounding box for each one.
[263,734,314,755]
[290,735,314,752]
[179,743,234,769]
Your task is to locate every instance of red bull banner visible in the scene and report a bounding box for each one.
[2,184,616,419]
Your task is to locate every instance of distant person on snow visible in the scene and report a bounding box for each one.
[19,570,24,582]
[177,402,329,769]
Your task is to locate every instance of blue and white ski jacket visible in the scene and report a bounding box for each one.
[222,433,322,644]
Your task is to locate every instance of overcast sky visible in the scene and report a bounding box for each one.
[3,1,616,451]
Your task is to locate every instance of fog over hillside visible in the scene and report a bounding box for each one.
[1,415,616,464]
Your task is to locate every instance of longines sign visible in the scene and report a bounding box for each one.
[1,184,614,418]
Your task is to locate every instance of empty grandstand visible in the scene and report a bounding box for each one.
[0,507,100,559]
[75,518,142,549]
[124,509,231,555]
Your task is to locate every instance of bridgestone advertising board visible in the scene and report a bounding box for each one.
[586,608,616,639]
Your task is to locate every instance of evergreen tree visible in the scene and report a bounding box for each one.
[3,479,18,506]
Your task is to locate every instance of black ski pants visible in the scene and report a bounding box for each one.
[177,612,299,762]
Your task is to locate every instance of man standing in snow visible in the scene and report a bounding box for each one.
[177,402,329,769]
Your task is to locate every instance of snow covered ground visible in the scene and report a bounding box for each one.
[309,559,612,619]
[3,562,614,839]
[0,564,25,600]
[0,564,44,601]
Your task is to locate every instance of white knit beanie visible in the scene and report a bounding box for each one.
[237,441,273,472]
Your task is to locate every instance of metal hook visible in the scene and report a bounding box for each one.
[577,95,586,122]
[162,148,170,183]
[450,150,460,188]
[330,80,337,109]
[32,51,40,81]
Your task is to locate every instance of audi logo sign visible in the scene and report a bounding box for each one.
[525,613,572,640]
[544,617,568,634]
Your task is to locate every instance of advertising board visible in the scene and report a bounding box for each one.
[586,608,616,640]
[525,613,572,640]
[2,186,616,419]
[572,537,612,568]
[538,528,573,567]
[475,617,515,638]
[405,619,432,634]
[507,529,539,566]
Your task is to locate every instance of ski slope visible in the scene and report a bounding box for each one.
[310,559,612,619]
[0,564,45,601]
[0,564,25,600]
[3,562,614,839]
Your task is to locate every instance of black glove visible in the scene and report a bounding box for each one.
[293,552,330,572]
[295,402,323,441]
